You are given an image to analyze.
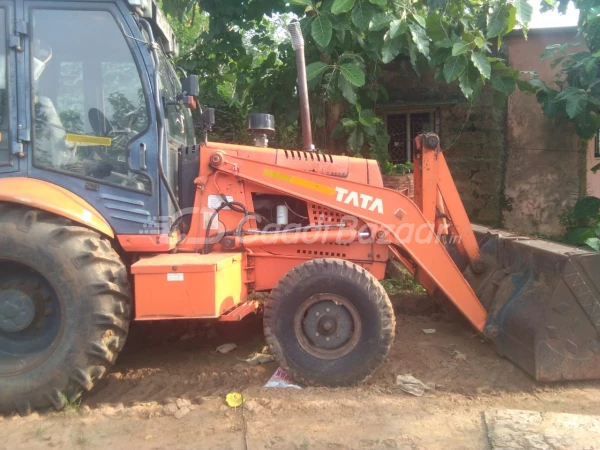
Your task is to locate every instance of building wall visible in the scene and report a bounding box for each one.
[379,62,507,226]
[378,28,594,235]
[504,29,592,236]
[587,136,600,197]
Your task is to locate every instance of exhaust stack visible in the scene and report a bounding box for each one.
[287,21,314,152]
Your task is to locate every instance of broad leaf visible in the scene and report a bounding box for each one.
[359,115,381,126]
[331,0,355,15]
[338,74,357,103]
[573,196,600,219]
[341,118,357,130]
[584,237,600,251]
[306,61,328,80]
[369,0,387,4]
[289,0,313,5]
[471,52,491,79]
[540,44,567,61]
[412,13,426,28]
[351,2,373,30]
[565,90,588,119]
[347,128,365,153]
[443,55,467,82]
[311,14,333,47]
[452,42,469,56]
[381,36,401,63]
[491,75,516,96]
[565,227,597,245]
[369,12,393,31]
[340,63,366,87]
[487,4,510,39]
[514,0,533,26]
[389,19,408,38]
[528,78,549,91]
[409,24,429,58]
[459,70,474,98]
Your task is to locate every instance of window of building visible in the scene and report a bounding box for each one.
[595,129,600,158]
[31,9,150,191]
[384,110,440,164]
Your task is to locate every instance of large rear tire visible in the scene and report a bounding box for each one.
[0,205,130,415]
[264,259,395,386]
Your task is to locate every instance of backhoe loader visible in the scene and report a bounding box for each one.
[1,0,599,416]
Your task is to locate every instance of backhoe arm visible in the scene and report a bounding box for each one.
[207,146,488,332]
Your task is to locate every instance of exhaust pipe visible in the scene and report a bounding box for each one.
[287,21,314,152]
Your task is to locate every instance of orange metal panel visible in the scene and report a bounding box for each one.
[230,229,359,249]
[413,137,438,224]
[131,252,245,320]
[118,233,179,252]
[218,300,260,321]
[436,152,481,264]
[209,148,488,331]
[250,254,386,291]
[0,177,113,237]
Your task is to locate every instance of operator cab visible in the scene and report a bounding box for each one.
[0,0,196,235]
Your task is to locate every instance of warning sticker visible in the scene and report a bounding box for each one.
[203,211,219,230]
[207,195,233,210]
[167,273,184,282]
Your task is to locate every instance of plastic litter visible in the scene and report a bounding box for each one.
[422,329,436,334]
[225,392,244,408]
[396,374,435,397]
[245,353,275,365]
[215,343,238,354]
[265,367,302,389]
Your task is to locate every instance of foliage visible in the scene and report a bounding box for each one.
[162,0,538,158]
[299,0,534,156]
[381,160,414,175]
[526,1,600,140]
[560,196,600,250]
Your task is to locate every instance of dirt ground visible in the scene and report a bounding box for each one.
[2,293,600,450]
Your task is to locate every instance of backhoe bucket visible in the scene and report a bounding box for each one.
[463,225,600,382]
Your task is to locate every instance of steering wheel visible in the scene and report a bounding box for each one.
[88,108,114,137]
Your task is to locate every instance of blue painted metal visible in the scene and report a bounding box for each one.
[0,0,195,236]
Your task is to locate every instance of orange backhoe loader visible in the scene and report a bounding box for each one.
[1,0,599,416]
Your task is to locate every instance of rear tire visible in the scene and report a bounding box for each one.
[264,259,395,386]
[0,205,130,415]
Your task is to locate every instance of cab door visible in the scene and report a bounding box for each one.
[23,2,160,235]
[0,0,20,174]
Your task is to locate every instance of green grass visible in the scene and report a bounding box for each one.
[58,390,83,413]
[381,271,426,296]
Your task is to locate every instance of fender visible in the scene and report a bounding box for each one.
[0,177,114,238]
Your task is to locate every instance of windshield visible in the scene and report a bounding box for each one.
[157,50,194,146]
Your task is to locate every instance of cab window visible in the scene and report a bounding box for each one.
[157,50,194,146]
[31,9,150,191]
[0,8,9,165]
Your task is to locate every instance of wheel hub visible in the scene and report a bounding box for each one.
[295,294,362,359]
[0,289,36,332]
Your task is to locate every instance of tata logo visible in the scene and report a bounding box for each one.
[335,187,384,214]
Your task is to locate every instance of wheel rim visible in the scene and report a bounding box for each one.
[294,293,362,360]
[0,262,64,376]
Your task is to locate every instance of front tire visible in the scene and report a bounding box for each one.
[0,205,130,415]
[264,259,395,386]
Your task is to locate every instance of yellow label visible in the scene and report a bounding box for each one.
[65,134,112,147]
[263,168,335,195]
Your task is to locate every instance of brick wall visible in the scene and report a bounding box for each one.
[379,60,507,226]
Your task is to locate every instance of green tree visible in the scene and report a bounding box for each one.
[527,0,599,141]
[164,0,536,159]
